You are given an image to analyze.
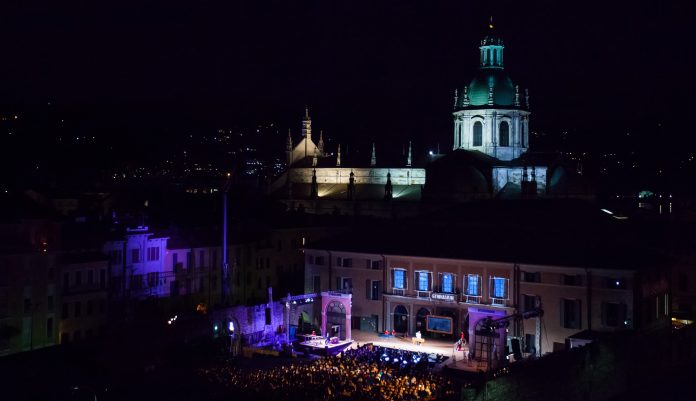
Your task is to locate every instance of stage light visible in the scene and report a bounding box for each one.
[229,321,235,332]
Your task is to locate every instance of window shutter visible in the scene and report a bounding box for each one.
[377,281,382,300]
[366,280,371,300]
[336,277,341,290]
[560,299,565,328]
[576,300,582,329]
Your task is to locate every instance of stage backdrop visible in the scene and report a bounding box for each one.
[426,315,453,334]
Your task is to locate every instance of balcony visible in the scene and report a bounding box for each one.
[416,290,432,299]
[463,294,482,304]
[392,288,405,296]
[490,297,507,306]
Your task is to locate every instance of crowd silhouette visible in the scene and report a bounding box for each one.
[200,344,457,401]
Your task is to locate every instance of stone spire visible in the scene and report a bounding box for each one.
[514,85,520,107]
[370,143,376,167]
[302,106,312,157]
[488,84,494,106]
[453,88,459,109]
[312,146,318,167]
[336,144,341,167]
[407,141,412,167]
[286,129,293,166]
[462,86,470,107]
[525,89,530,108]
[318,130,325,156]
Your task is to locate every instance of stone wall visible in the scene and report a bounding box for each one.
[290,167,425,185]
[212,301,285,345]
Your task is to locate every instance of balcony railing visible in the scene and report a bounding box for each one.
[463,295,482,304]
[416,290,431,299]
[490,297,507,306]
[392,288,405,296]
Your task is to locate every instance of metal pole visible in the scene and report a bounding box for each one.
[222,189,228,304]
[222,172,232,305]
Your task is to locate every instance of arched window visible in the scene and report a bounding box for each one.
[499,121,509,146]
[473,121,483,147]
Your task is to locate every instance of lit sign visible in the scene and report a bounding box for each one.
[430,292,456,302]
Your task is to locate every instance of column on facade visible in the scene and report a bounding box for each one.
[345,312,351,340]
[462,117,469,149]
[489,112,497,158]
[491,112,497,146]
[523,117,529,149]
[453,116,461,150]
[512,112,520,158]
[408,304,414,336]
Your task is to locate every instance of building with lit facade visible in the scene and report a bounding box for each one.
[269,107,426,217]
[304,201,642,358]
[271,27,592,212]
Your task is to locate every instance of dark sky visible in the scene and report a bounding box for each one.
[0,0,693,151]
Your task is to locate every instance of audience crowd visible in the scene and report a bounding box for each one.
[200,344,458,401]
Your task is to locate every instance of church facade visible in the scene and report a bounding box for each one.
[269,107,426,216]
[270,27,587,213]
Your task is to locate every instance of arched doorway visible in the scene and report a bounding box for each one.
[393,305,408,334]
[326,301,347,340]
[416,307,431,337]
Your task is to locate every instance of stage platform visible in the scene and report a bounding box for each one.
[296,336,353,356]
[348,330,493,374]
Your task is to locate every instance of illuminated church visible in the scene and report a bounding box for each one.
[270,25,590,213]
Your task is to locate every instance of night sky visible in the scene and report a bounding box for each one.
[0,1,693,152]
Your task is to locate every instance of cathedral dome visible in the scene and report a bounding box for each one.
[466,69,516,107]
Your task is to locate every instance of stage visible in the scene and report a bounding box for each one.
[348,330,491,374]
[296,335,353,355]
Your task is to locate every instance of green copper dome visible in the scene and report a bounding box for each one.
[467,69,516,107]
[455,31,526,109]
